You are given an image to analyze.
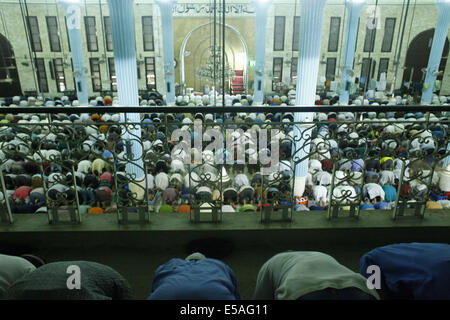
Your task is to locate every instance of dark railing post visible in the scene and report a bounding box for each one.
[0,169,13,224]
[418,113,434,219]
[70,165,81,224]
[192,206,200,223]
[327,162,337,220]
[261,205,271,224]
[67,138,81,224]
[37,163,52,224]
[142,161,150,223]
[113,152,121,224]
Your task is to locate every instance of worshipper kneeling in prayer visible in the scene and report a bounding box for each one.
[0,253,45,299]
[238,185,256,212]
[158,199,176,213]
[147,253,241,300]
[222,187,238,212]
[360,198,375,210]
[7,260,133,300]
[359,243,450,300]
[221,195,237,213]
[253,251,379,300]
[177,198,192,213]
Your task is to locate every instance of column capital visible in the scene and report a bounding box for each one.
[302,0,327,9]
[436,0,450,13]
[345,0,366,12]
[253,0,272,9]
[155,0,178,8]
[58,0,81,5]
[436,0,450,5]
[58,0,82,12]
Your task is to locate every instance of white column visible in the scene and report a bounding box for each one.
[59,0,88,105]
[253,0,272,105]
[421,0,450,104]
[108,0,144,183]
[292,0,328,197]
[339,0,366,105]
[156,0,177,105]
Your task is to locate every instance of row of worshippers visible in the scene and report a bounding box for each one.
[0,93,450,213]
[1,242,450,300]
[0,112,449,213]
[2,87,449,108]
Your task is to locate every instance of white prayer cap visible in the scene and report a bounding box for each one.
[318,113,328,121]
[349,132,359,139]
[101,114,112,122]
[337,124,348,133]
[385,125,395,133]
[182,117,193,124]
[80,113,90,122]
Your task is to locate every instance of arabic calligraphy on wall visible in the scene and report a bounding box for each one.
[173,3,255,16]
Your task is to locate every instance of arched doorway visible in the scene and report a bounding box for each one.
[180,22,248,94]
[402,29,449,84]
[0,33,21,97]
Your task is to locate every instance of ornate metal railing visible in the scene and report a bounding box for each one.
[0,105,449,226]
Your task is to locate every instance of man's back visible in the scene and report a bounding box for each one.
[253,251,379,300]
[148,258,240,300]
[7,261,133,300]
[360,243,450,299]
[0,254,36,300]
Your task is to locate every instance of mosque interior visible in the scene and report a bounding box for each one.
[1,0,450,299]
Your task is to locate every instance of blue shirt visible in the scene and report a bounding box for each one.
[381,185,397,202]
[360,243,450,299]
[147,258,241,300]
[360,203,375,210]
[373,201,391,210]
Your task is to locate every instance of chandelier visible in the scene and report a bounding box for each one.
[195,46,235,82]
